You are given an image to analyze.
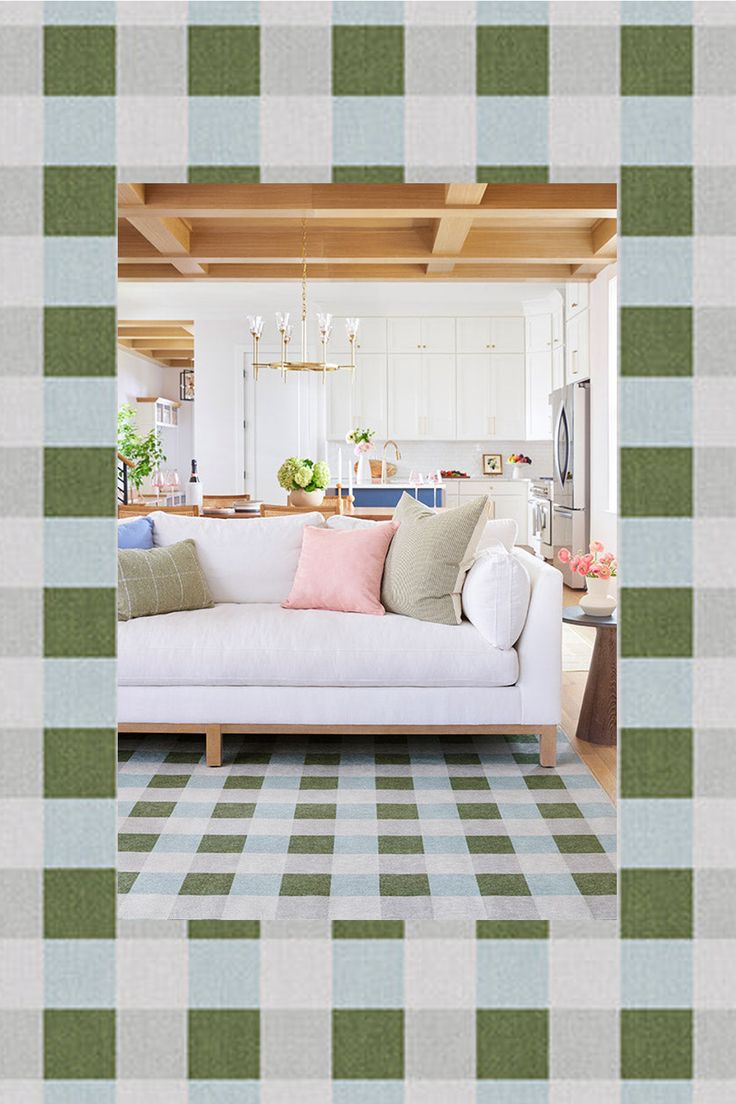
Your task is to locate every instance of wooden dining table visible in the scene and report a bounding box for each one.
[202,506,446,521]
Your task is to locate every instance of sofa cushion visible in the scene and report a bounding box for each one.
[117,539,214,621]
[381,493,489,625]
[283,522,397,615]
[477,517,518,552]
[149,510,325,603]
[118,602,518,688]
[462,546,531,650]
[118,515,154,549]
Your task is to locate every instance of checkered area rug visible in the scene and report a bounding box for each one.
[118,731,616,922]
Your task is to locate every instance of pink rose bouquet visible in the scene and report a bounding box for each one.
[558,541,617,579]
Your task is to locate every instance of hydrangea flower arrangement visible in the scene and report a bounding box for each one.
[277,457,330,493]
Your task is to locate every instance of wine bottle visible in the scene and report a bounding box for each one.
[186,459,203,509]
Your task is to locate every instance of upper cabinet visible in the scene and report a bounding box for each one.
[326,354,387,439]
[387,317,455,354]
[525,313,551,353]
[457,316,524,354]
[331,316,386,354]
[456,353,525,440]
[388,354,456,439]
[565,282,589,320]
[565,310,590,382]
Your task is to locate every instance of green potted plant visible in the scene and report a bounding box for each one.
[117,403,166,501]
[277,457,330,507]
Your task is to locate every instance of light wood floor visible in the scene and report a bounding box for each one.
[561,584,617,801]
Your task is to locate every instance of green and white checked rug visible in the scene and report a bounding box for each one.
[118,731,616,921]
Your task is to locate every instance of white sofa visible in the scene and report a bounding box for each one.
[118,511,562,767]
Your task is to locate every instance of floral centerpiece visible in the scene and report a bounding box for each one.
[558,540,618,616]
[347,426,376,484]
[277,457,330,507]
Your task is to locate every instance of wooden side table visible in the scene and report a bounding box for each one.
[562,606,617,746]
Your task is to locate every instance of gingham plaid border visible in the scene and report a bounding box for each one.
[0,0,734,1097]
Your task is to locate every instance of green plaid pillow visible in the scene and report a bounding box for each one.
[117,539,214,621]
[381,493,490,625]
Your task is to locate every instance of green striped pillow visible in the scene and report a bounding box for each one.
[117,539,214,621]
[381,493,490,625]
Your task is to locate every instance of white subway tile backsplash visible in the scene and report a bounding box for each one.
[327,439,553,482]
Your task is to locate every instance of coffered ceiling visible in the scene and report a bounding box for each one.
[117,319,193,369]
[117,183,617,284]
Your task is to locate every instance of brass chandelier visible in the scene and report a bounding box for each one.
[248,219,359,383]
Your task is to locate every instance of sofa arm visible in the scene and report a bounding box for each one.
[512,548,562,725]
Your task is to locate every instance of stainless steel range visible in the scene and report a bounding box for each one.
[528,477,553,560]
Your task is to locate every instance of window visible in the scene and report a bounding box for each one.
[608,275,618,512]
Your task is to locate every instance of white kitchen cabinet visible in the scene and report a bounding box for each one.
[388,353,455,439]
[565,310,590,382]
[448,479,528,543]
[326,354,387,439]
[552,345,564,391]
[526,313,552,353]
[565,282,589,319]
[387,317,455,354]
[492,353,526,438]
[456,353,525,440]
[352,354,387,437]
[490,316,525,353]
[331,316,386,353]
[552,301,563,348]
[526,349,553,440]
[457,354,493,439]
[457,318,492,354]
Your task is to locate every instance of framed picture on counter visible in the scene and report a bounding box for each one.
[482,453,503,476]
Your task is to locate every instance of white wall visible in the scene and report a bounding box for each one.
[117,347,194,486]
[588,264,618,557]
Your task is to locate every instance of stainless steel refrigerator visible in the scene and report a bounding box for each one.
[551,381,590,589]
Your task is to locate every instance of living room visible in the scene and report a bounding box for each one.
[116,182,618,921]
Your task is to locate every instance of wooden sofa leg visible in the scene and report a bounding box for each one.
[205,725,222,767]
[539,726,557,768]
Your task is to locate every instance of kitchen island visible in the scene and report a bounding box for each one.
[327,482,444,508]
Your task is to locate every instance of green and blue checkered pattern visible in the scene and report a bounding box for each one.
[117,731,616,921]
[1,0,734,1097]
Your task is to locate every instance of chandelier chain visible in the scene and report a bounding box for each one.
[301,217,307,323]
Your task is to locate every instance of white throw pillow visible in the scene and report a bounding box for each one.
[326,515,378,531]
[476,518,518,553]
[462,547,531,650]
[150,511,325,603]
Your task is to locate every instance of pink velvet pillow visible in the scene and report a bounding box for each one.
[282,522,397,615]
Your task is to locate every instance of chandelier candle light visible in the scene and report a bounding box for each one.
[248,220,359,383]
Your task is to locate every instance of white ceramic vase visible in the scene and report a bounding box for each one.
[512,466,522,480]
[356,451,372,484]
[579,577,616,617]
[289,488,325,508]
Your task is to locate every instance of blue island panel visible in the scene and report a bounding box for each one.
[329,487,444,508]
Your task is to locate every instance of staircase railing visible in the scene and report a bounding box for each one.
[117,452,134,505]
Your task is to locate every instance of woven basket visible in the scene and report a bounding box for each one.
[353,458,397,480]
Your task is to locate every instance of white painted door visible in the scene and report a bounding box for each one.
[491,353,526,438]
[490,316,525,353]
[527,349,553,439]
[387,318,422,354]
[456,318,492,354]
[421,317,455,353]
[526,313,551,353]
[456,354,493,439]
[249,357,301,503]
[422,354,456,438]
[353,353,387,438]
[387,354,422,437]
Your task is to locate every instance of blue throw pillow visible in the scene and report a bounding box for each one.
[118,515,154,549]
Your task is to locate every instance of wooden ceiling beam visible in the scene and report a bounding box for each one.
[118,319,194,328]
[444,183,487,206]
[118,183,146,206]
[116,326,193,338]
[119,262,584,282]
[591,218,617,256]
[126,337,193,350]
[125,214,209,276]
[118,227,600,266]
[118,183,617,221]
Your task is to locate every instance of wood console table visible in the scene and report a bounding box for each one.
[562,606,617,747]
